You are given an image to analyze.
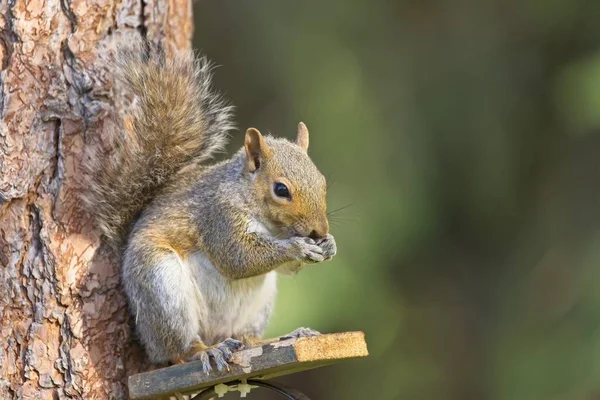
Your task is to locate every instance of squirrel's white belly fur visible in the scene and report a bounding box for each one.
[186,251,277,345]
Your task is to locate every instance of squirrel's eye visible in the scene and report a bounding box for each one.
[273,182,291,199]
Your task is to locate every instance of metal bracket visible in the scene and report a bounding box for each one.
[190,379,311,400]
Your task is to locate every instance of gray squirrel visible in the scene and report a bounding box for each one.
[86,37,336,373]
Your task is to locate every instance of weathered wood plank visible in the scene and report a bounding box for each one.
[128,331,368,399]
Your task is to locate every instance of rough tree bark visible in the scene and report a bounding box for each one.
[0,0,193,398]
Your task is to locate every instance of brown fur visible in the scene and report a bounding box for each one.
[85,37,234,249]
[173,339,209,364]
[245,132,329,239]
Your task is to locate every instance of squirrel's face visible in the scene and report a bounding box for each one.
[244,123,329,240]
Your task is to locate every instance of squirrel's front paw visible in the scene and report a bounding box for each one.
[316,234,337,261]
[290,236,324,264]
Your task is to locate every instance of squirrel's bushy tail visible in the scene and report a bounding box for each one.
[87,37,234,248]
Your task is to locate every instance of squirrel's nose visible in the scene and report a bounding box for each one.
[308,219,329,240]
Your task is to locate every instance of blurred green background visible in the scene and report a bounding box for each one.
[193,1,600,399]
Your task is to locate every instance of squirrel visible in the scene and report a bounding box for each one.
[86,37,337,373]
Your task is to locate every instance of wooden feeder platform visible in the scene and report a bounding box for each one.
[128,331,368,399]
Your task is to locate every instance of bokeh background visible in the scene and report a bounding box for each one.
[193,1,600,399]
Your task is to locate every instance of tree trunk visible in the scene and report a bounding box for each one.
[0,0,193,398]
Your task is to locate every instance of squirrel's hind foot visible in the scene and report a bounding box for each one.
[280,327,320,341]
[200,338,244,374]
[173,338,244,374]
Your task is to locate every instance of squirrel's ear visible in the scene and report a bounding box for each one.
[296,122,309,151]
[245,128,271,172]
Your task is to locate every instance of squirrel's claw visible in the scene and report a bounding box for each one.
[199,338,244,374]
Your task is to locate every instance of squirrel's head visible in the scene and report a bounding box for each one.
[244,123,329,240]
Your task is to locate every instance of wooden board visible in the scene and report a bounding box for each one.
[128,331,368,399]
